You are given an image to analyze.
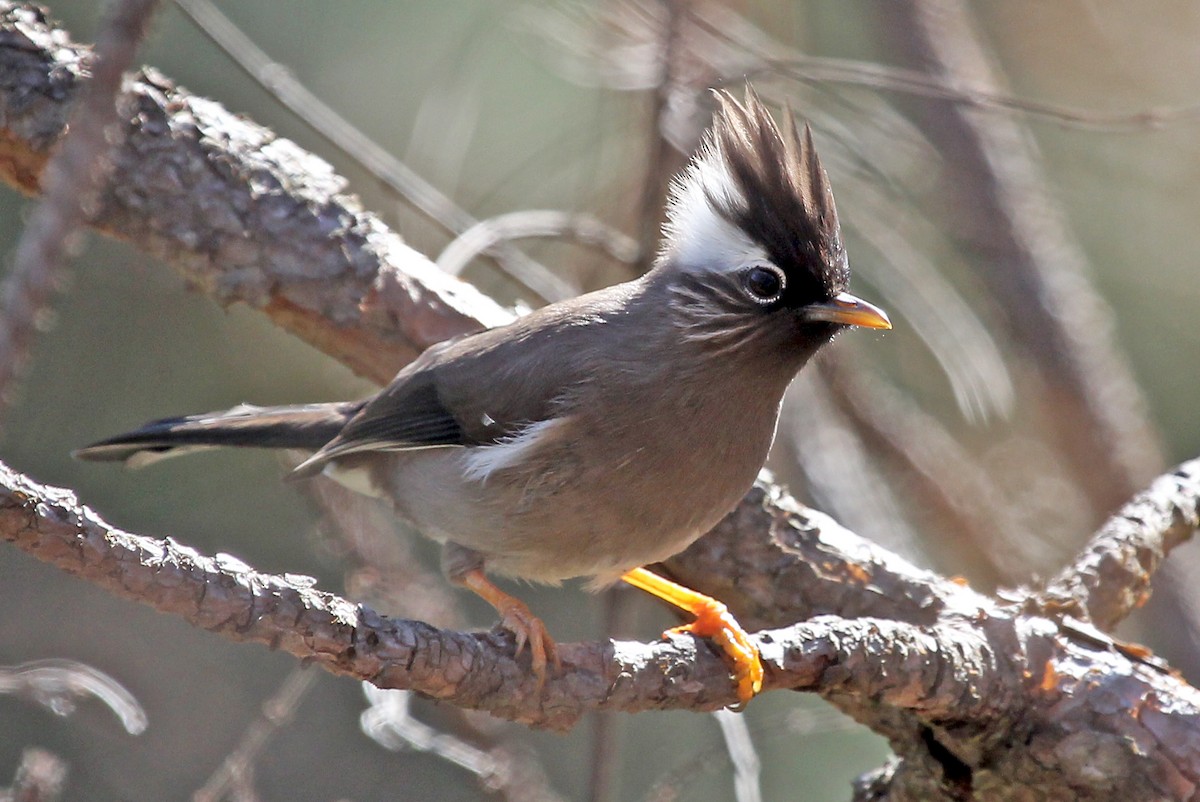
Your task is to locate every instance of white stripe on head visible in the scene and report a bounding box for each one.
[660,150,768,275]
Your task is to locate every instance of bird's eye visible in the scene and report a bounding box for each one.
[742,266,785,304]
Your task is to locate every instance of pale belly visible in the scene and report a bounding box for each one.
[371,431,765,585]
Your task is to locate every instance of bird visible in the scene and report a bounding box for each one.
[75,89,891,704]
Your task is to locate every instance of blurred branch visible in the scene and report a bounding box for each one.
[633,0,690,273]
[587,589,636,802]
[0,1,510,385]
[837,182,1013,423]
[820,358,1029,586]
[0,748,67,802]
[713,709,762,802]
[0,658,147,735]
[0,0,158,417]
[785,372,926,560]
[172,0,573,304]
[764,53,1200,132]
[305,472,465,628]
[309,470,567,801]
[193,667,317,802]
[360,686,566,802]
[883,0,1164,513]
[436,210,638,277]
[6,4,1200,797]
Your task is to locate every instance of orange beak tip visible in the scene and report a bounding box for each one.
[804,292,891,330]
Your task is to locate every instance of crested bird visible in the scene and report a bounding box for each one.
[76,89,891,704]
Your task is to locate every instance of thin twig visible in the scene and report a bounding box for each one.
[193,667,318,802]
[0,659,147,735]
[762,54,1200,132]
[171,0,573,303]
[0,0,158,417]
[587,589,638,802]
[436,210,638,277]
[712,709,762,802]
[360,687,508,791]
[1034,460,1200,630]
[635,0,689,273]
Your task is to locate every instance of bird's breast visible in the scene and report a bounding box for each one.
[380,377,783,583]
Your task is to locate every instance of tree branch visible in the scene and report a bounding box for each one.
[1034,459,1200,630]
[0,1,508,385]
[0,0,158,407]
[0,458,1012,731]
[7,455,1200,801]
[7,3,1200,795]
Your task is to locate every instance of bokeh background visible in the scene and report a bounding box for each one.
[2,1,1199,800]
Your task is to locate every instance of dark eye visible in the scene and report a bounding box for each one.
[742,266,785,304]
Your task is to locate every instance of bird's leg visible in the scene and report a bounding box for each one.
[621,567,763,705]
[456,570,560,688]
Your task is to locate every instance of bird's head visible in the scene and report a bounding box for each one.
[655,89,890,362]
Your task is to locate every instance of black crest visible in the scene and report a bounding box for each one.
[706,89,848,299]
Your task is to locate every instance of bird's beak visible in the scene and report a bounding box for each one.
[803,292,892,330]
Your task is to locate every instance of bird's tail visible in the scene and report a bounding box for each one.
[73,402,365,468]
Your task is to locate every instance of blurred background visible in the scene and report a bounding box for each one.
[2,1,1200,799]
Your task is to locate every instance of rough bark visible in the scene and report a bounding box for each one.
[4,3,1200,798]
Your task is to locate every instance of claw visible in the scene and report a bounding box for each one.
[623,567,764,706]
[496,597,560,690]
[458,569,560,690]
[668,600,763,703]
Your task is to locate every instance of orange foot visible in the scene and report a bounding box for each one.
[622,567,763,706]
[458,569,560,690]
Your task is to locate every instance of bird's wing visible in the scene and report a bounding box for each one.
[289,343,483,477]
[290,284,632,479]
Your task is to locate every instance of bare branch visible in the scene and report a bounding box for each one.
[0,457,965,729]
[1035,459,1200,630]
[192,667,316,802]
[0,0,158,413]
[0,1,509,384]
[0,659,147,735]
[9,448,1200,795]
[435,210,638,277]
[171,0,574,304]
